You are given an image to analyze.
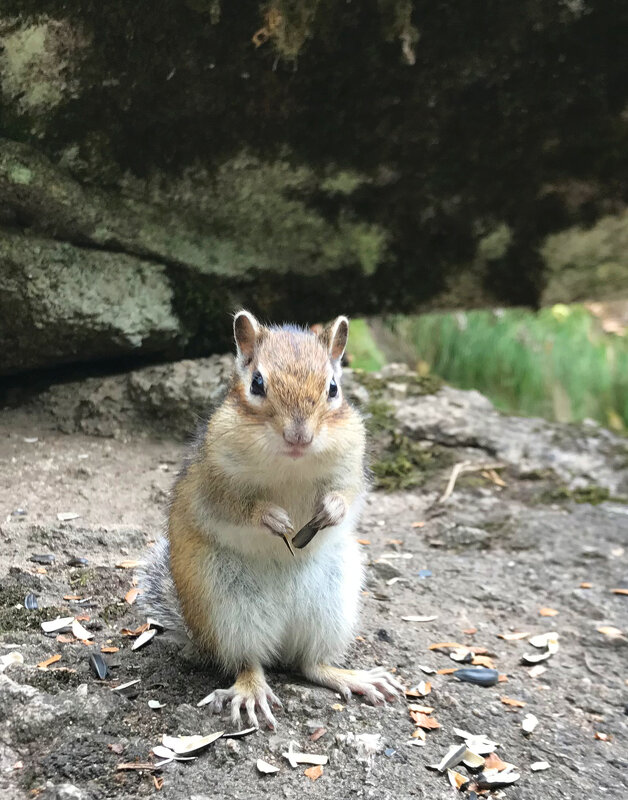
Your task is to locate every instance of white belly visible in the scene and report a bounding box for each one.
[202,517,364,672]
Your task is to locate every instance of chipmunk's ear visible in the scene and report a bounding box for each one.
[233,310,260,362]
[323,315,349,363]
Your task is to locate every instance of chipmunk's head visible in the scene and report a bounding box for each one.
[230,310,352,462]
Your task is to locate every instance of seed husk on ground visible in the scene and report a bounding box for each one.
[522,713,539,735]
[57,512,80,521]
[162,732,224,754]
[71,619,94,640]
[530,761,550,771]
[435,743,467,772]
[401,615,438,622]
[132,629,157,650]
[41,616,74,633]
[257,759,279,774]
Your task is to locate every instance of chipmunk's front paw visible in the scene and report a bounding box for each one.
[260,504,294,538]
[311,492,346,530]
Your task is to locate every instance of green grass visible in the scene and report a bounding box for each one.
[346,318,387,371]
[384,306,628,430]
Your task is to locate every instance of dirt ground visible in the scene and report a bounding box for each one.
[0,367,627,800]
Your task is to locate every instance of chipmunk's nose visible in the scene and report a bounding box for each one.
[283,422,313,447]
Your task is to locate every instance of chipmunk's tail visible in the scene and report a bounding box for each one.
[136,537,189,642]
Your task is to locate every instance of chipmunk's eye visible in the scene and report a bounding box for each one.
[328,377,338,399]
[250,370,265,397]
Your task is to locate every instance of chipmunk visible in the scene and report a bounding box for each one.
[140,311,402,728]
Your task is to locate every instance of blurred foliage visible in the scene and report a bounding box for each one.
[346,318,387,371]
[385,305,628,430]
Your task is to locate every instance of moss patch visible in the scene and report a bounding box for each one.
[538,484,625,506]
[0,586,65,634]
[371,432,452,491]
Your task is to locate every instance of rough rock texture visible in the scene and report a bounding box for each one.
[2,2,628,374]
[0,361,626,798]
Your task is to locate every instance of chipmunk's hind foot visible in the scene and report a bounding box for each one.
[198,664,282,730]
[303,664,403,705]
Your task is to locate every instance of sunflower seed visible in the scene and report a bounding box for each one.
[89,652,109,680]
[24,593,38,610]
[30,554,55,565]
[67,556,89,567]
[453,668,499,686]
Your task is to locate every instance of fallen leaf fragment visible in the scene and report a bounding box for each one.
[101,646,119,653]
[63,595,82,601]
[580,582,592,589]
[121,623,150,637]
[596,625,624,638]
[498,631,530,641]
[304,765,323,781]
[539,607,559,617]
[411,728,426,741]
[500,696,526,708]
[411,521,425,528]
[56,634,74,644]
[257,759,279,774]
[484,753,509,771]
[406,680,431,698]
[530,761,550,771]
[411,712,440,730]
[356,539,370,545]
[463,627,478,635]
[472,655,496,669]
[125,587,141,604]
[116,560,139,569]
[37,654,61,669]
[594,731,611,742]
[408,704,434,714]
[611,588,628,595]
[310,727,326,742]
[153,776,164,790]
[437,667,457,675]
[448,769,469,790]
[429,641,466,651]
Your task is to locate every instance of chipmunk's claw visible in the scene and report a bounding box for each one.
[198,683,282,730]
